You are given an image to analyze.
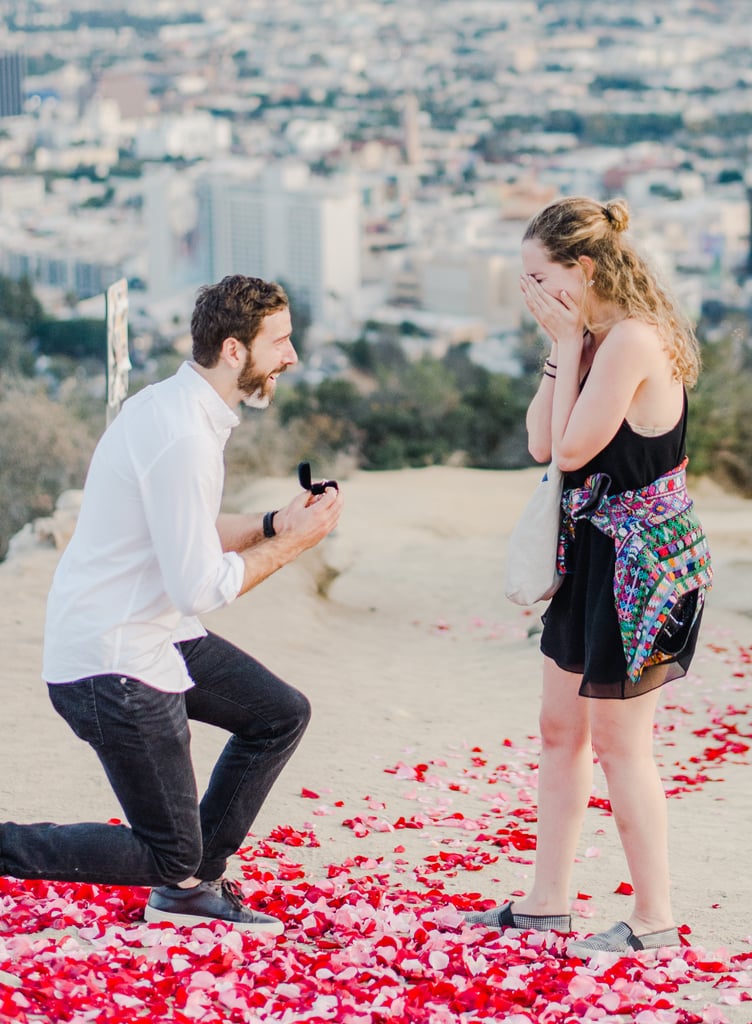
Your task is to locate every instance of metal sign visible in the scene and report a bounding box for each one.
[105,278,130,425]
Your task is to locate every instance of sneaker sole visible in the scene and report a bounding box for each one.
[144,904,284,934]
[567,941,673,960]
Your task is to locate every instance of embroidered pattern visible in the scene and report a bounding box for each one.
[559,458,713,685]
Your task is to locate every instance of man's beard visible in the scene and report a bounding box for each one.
[238,353,283,409]
[241,390,271,409]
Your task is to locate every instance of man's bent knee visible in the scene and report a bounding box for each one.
[289,688,312,734]
[271,684,311,741]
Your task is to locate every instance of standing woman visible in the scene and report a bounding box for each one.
[465,196,713,955]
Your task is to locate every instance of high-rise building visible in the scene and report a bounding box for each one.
[199,162,361,336]
[401,93,423,167]
[143,168,204,301]
[0,51,26,118]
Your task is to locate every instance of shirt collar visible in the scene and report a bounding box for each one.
[177,361,240,439]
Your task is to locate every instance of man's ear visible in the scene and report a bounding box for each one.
[220,335,247,368]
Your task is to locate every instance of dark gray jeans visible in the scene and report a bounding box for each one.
[0,632,310,886]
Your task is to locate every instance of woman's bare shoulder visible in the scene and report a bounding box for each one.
[604,317,661,343]
[597,318,663,364]
[601,321,682,428]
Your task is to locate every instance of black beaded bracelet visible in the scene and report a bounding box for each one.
[543,369,557,379]
[263,510,278,538]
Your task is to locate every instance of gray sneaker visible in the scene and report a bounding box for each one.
[145,878,284,934]
[463,900,571,934]
[568,921,679,958]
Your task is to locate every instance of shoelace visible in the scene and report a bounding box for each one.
[207,878,247,912]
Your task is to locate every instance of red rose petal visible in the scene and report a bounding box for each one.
[1,636,746,1022]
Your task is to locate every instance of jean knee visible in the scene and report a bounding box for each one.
[286,687,312,738]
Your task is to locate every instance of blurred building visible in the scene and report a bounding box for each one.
[401,93,423,167]
[135,112,231,162]
[0,241,125,298]
[0,175,44,212]
[199,162,361,337]
[143,167,204,301]
[0,51,26,118]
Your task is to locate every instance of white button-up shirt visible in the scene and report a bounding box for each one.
[43,362,245,693]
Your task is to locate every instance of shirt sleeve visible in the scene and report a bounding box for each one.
[139,432,244,616]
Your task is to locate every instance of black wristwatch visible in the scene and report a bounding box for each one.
[263,510,278,538]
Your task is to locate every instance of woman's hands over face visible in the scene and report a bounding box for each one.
[520,275,584,351]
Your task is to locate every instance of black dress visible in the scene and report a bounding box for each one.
[540,393,703,699]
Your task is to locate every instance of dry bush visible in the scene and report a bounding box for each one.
[223,405,357,508]
[0,384,97,559]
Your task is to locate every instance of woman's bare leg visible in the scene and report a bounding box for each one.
[512,656,592,916]
[590,687,673,934]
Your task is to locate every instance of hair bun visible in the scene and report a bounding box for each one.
[604,199,629,232]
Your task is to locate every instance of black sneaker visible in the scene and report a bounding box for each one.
[144,878,283,934]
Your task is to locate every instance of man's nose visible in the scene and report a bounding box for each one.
[283,340,298,366]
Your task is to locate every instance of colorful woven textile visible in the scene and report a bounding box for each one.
[558,458,713,686]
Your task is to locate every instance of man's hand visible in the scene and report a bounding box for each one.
[273,485,342,553]
[236,484,343,596]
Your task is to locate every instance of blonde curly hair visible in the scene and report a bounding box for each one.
[523,195,700,386]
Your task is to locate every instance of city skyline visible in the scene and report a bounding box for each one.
[0,0,750,358]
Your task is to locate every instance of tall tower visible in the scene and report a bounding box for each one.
[0,51,26,117]
[401,93,423,167]
[200,162,361,336]
[144,168,204,301]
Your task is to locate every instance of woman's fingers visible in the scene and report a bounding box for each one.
[520,277,582,341]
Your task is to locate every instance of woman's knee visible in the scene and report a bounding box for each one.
[539,705,590,754]
[590,703,657,771]
[539,659,590,754]
[590,724,617,768]
[591,733,653,780]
